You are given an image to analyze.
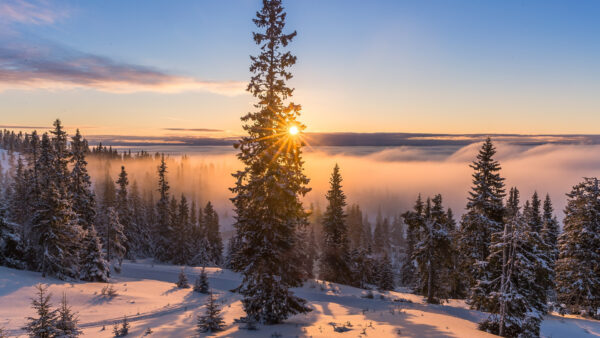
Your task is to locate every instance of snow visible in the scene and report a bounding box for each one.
[1,261,599,337]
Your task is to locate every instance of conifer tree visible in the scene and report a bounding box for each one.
[413,195,452,303]
[23,284,59,338]
[347,204,365,251]
[459,138,505,307]
[197,290,225,333]
[194,267,210,294]
[176,268,190,288]
[319,164,351,284]
[80,225,110,282]
[541,194,560,296]
[376,253,395,291]
[69,129,96,230]
[105,207,126,272]
[155,155,171,262]
[116,166,133,258]
[230,0,311,323]
[401,195,424,287]
[172,194,191,265]
[10,157,30,227]
[555,177,600,317]
[373,212,391,255]
[0,208,24,269]
[479,188,549,337]
[55,292,82,337]
[204,201,223,266]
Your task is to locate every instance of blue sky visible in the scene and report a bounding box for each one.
[1,0,600,135]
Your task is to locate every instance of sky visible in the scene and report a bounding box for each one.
[1,0,600,137]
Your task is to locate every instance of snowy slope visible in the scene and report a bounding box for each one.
[1,262,599,337]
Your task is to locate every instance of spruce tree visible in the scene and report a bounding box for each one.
[555,177,600,317]
[459,137,505,308]
[155,155,171,262]
[172,194,191,265]
[69,129,96,230]
[23,284,59,338]
[230,0,311,324]
[197,290,225,333]
[413,195,452,303]
[347,204,364,251]
[176,268,190,288]
[541,194,560,296]
[204,201,223,266]
[80,225,110,282]
[0,208,24,269]
[479,189,549,337]
[55,292,82,337]
[319,164,351,285]
[105,207,126,272]
[194,267,210,294]
[401,195,424,287]
[116,166,133,258]
[373,211,391,255]
[376,253,395,291]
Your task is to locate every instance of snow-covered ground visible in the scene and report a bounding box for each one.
[1,262,599,337]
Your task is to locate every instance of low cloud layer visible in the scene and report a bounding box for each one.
[0,0,67,25]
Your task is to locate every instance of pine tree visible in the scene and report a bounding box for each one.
[105,207,126,272]
[319,164,351,284]
[204,201,223,266]
[376,253,395,291]
[556,177,600,317]
[347,204,365,251]
[541,194,560,296]
[155,155,171,262]
[23,284,59,338]
[401,195,424,287]
[459,138,505,308]
[373,211,391,255]
[69,129,96,230]
[479,189,549,337]
[413,195,452,303]
[229,0,311,324]
[172,194,191,265]
[55,292,82,337]
[197,290,225,333]
[116,166,133,259]
[194,267,210,294]
[80,225,110,282]
[0,206,25,269]
[446,208,467,299]
[31,180,82,279]
[176,268,190,288]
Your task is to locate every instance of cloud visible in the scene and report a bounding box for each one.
[0,39,247,95]
[0,124,48,129]
[0,0,67,25]
[163,128,224,132]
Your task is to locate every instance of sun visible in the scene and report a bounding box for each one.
[288,125,299,135]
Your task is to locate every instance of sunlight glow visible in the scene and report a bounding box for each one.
[289,125,299,135]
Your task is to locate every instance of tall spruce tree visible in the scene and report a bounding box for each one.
[204,201,223,266]
[401,195,424,287]
[541,194,560,297]
[172,194,191,265]
[230,0,311,324]
[555,177,600,317]
[116,166,133,258]
[23,284,59,338]
[155,155,171,262]
[413,195,452,303]
[69,129,96,230]
[459,138,505,308]
[319,164,351,285]
[80,225,110,282]
[55,292,82,337]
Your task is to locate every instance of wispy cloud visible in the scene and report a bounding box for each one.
[0,0,68,25]
[0,40,246,95]
[163,128,224,132]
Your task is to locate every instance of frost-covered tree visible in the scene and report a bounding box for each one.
[376,253,395,291]
[197,290,225,333]
[555,177,600,318]
[0,208,24,269]
[319,164,351,284]
[401,195,424,287]
[194,267,210,294]
[176,268,190,288]
[373,211,391,255]
[104,207,126,272]
[55,292,82,337]
[459,138,505,307]
[541,194,560,295]
[80,225,110,282]
[69,129,96,230]
[31,180,82,279]
[23,284,59,338]
[229,0,311,324]
[479,188,550,337]
[347,204,364,251]
[413,195,452,303]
